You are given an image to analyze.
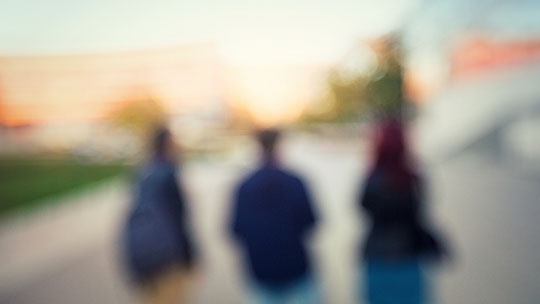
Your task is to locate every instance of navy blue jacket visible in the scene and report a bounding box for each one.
[230,162,317,287]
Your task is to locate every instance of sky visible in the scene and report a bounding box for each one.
[0,0,422,125]
[3,0,537,125]
[0,0,419,66]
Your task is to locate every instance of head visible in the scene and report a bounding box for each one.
[374,120,405,167]
[256,128,281,161]
[152,127,175,158]
[372,119,415,186]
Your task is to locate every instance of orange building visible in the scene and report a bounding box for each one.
[451,36,540,77]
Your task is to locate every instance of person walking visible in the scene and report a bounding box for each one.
[230,129,319,304]
[358,120,448,304]
[123,127,197,304]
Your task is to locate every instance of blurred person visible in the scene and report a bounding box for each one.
[230,128,319,304]
[358,120,448,304]
[122,127,197,304]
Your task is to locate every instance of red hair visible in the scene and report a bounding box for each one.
[371,120,416,187]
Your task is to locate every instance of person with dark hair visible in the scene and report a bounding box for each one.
[358,120,448,304]
[230,128,319,304]
[123,127,197,304]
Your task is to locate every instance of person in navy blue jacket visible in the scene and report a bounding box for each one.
[230,129,319,304]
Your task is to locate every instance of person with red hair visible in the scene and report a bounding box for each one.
[358,119,447,304]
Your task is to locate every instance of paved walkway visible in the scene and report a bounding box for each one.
[0,179,132,303]
[1,134,539,303]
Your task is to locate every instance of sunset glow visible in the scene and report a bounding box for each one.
[224,64,327,126]
[0,0,418,126]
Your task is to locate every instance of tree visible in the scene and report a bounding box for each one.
[364,36,405,118]
[303,35,406,123]
[107,96,167,137]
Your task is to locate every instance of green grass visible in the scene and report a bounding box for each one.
[0,156,132,217]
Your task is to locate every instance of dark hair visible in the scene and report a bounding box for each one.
[256,128,281,156]
[152,127,171,155]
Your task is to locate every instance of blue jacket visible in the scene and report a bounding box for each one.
[230,162,317,287]
[124,156,194,283]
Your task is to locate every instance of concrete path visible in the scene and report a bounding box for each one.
[1,134,539,303]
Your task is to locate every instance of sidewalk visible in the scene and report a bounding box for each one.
[0,179,131,303]
[2,135,539,303]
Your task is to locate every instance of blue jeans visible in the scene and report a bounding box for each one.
[363,259,427,304]
[251,276,319,304]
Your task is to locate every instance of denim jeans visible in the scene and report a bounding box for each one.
[363,259,428,304]
[251,275,319,304]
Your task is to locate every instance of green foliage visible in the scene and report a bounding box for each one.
[304,36,405,123]
[364,48,404,118]
[326,69,368,122]
[108,97,167,136]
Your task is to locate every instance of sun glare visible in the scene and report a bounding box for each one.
[225,64,324,126]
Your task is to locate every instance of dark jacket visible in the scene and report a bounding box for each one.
[360,170,443,260]
[124,156,195,283]
[231,162,317,287]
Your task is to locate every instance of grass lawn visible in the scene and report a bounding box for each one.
[0,156,132,217]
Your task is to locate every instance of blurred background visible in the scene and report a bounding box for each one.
[1,0,540,303]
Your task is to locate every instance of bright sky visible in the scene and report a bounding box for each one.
[0,0,420,125]
[0,0,419,65]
